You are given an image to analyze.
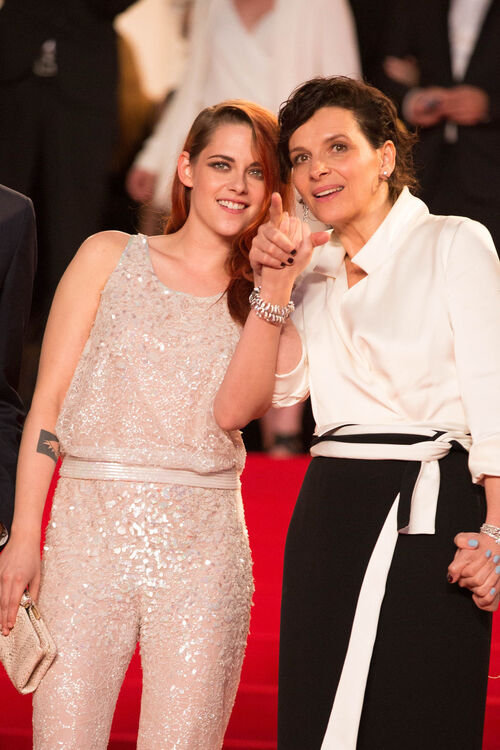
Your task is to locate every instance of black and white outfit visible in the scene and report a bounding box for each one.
[273,188,500,749]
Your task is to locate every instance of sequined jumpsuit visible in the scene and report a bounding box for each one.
[33,235,253,749]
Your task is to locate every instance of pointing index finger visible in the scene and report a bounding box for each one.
[269,192,283,228]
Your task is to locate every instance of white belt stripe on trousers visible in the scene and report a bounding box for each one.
[310,425,471,750]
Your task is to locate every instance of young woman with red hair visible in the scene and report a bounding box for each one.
[0,100,291,749]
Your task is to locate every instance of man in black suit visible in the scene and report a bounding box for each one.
[380,0,500,251]
[0,185,37,549]
[0,0,136,329]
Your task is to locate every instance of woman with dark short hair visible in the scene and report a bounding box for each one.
[215,77,500,749]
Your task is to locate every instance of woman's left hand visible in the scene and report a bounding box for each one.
[250,193,329,281]
[448,532,500,611]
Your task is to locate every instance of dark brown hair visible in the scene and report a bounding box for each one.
[166,100,293,325]
[278,76,417,202]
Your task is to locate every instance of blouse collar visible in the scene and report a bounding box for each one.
[311,188,429,278]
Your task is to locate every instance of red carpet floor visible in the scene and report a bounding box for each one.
[1,454,499,749]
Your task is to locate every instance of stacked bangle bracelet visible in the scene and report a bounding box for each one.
[480,523,500,544]
[249,286,294,326]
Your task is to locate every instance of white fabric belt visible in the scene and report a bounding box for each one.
[315,425,471,750]
[60,456,241,490]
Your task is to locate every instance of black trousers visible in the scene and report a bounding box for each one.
[278,453,491,750]
[0,75,116,324]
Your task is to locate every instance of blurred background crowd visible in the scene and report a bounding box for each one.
[1,0,498,454]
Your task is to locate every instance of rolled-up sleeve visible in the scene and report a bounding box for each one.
[272,345,310,407]
[444,218,500,482]
[272,303,310,407]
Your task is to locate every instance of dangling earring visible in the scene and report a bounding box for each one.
[302,201,310,222]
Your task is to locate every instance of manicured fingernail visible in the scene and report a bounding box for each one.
[490,588,496,596]
[287,257,294,264]
[280,262,286,267]
[468,539,479,548]
[486,549,492,558]
[494,555,500,564]
[447,574,453,583]
[495,566,500,575]
[291,249,297,256]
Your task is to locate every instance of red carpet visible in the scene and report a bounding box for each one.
[1,454,499,749]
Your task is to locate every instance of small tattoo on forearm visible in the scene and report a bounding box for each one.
[37,429,60,463]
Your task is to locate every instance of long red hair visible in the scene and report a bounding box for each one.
[165,100,293,325]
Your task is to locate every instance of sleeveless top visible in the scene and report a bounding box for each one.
[56,234,246,475]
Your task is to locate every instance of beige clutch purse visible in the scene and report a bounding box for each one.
[0,591,56,694]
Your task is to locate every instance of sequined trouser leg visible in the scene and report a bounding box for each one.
[33,478,253,750]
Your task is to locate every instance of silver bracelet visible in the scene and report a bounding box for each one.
[249,286,294,326]
[479,523,500,545]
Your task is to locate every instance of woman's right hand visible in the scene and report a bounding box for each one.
[448,532,500,612]
[250,193,329,284]
[0,538,41,635]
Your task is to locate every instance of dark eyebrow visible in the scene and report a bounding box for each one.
[289,133,350,155]
[207,153,235,161]
[206,154,263,168]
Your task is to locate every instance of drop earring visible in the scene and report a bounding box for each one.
[302,201,310,221]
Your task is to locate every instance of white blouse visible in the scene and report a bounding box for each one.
[273,187,500,483]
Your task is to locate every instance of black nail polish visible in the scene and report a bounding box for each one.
[287,257,294,264]
[280,262,286,267]
[291,249,297,256]
[447,574,453,583]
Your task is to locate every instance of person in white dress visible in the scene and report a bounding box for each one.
[126,0,361,209]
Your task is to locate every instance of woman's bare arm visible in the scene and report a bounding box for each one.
[0,231,127,633]
[214,194,328,431]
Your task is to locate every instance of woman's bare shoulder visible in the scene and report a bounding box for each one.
[53,231,133,301]
[77,230,131,263]
[66,230,131,280]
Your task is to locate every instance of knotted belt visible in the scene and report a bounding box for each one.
[310,424,471,750]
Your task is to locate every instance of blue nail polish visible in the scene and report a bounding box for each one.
[490,588,496,596]
[467,539,479,548]
[495,566,500,575]
[486,549,492,558]
[494,555,500,564]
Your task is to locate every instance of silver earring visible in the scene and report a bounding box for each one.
[302,201,310,221]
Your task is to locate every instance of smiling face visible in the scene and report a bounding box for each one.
[289,106,394,230]
[179,122,266,240]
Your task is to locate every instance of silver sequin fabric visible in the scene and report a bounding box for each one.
[33,236,253,749]
[55,234,246,475]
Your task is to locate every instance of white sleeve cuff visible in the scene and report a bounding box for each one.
[469,434,500,484]
[272,346,310,408]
